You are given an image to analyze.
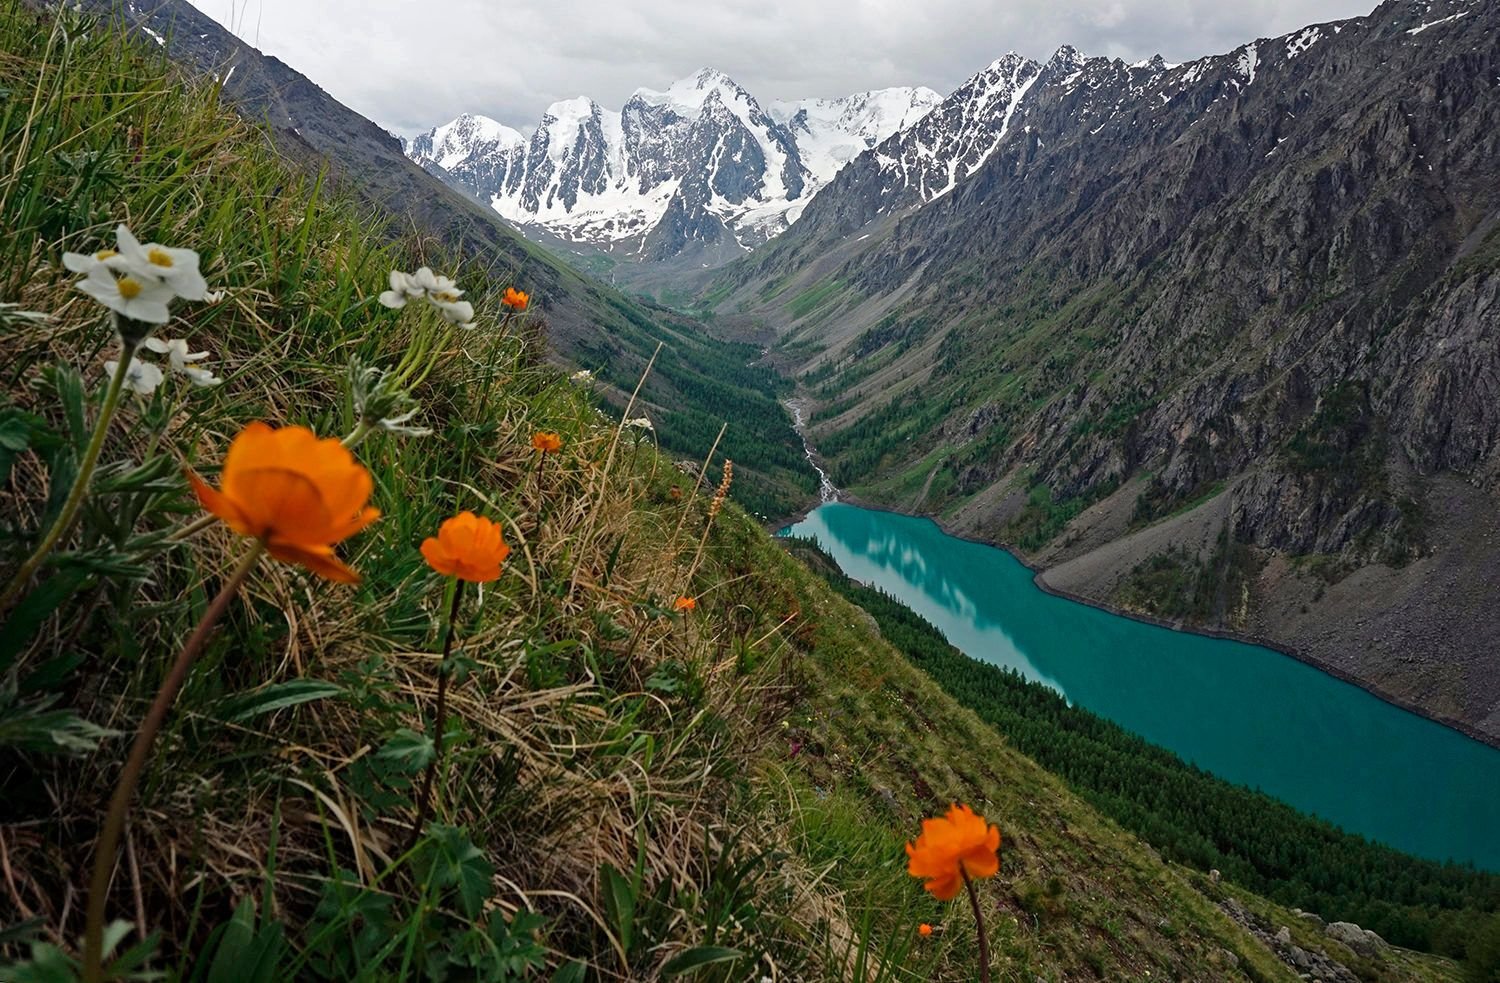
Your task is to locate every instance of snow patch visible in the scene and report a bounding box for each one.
[1407,11,1467,34]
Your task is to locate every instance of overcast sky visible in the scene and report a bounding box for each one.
[185,0,1376,137]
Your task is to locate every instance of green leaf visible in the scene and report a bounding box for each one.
[600,862,638,956]
[375,728,434,773]
[48,364,88,453]
[660,946,745,976]
[19,652,87,696]
[198,898,286,983]
[549,960,588,983]
[419,824,493,919]
[0,686,119,756]
[0,916,46,947]
[0,568,89,676]
[0,409,58,488]
[214,680,343,723]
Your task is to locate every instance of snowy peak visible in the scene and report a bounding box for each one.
[409,112,523,173]
[861,52,1043,204]
[772,87,942,184]
[633,67,755,118]
[410,69,937,263]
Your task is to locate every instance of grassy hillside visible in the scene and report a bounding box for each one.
[71,0,813,521]
[0,5,1472,981]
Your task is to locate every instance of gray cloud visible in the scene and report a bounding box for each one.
[186,0,1377,136]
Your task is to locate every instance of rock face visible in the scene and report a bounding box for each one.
[409,73,941,267]
[715,0,1500,737]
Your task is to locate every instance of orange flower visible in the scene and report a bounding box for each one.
[905,803,1001,901]
[502,287,529,311]
[531,431,562,453]
[674,596,696,611]
[420,511,510,582]
[918,923,933,937]
[188,422,379,583]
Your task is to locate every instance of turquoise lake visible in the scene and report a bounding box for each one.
[782,501,1500,870]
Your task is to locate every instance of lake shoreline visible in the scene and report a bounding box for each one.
[768,493,1500,754]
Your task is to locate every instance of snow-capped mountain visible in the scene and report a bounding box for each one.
[408,70,939,266]
[770,87,942,186]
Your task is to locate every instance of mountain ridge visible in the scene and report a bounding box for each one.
[408,70,942,270]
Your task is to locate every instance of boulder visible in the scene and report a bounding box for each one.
[1325,921,1383,956]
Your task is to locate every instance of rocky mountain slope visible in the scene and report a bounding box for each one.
[409,73,939,269]
[709,0,1500,743]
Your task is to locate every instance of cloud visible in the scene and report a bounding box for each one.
[185,0,1377,136]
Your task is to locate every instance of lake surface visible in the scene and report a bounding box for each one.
[782,501,1500,870]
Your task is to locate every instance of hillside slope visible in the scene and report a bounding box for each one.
[0,4,1469,979]
[67,0,813,517]
[708,0,1500,743]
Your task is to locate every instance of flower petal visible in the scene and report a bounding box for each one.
[267,540,360,583]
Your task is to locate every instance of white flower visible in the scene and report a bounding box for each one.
[143,337,222,387]
[112,225,208,301]
[104,357,164,395]
[412,267,459,296]
[378,270,418,308]
[61,247,128,277]
[430,296,475,328]
[570,369,594,384]
[75,265,174,323]
[379,267,468,320]
[624,416,654,431]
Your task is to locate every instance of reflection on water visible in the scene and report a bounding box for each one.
[783,502,1500,870]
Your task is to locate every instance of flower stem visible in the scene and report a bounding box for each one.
[531,451,547,540]
[83,541,264,983]
[406,577,465,853]
[0,336,138,613]
[962,869,991,983]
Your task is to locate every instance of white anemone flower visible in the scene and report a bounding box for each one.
[379,267,464,310]
[378,270,419,308]
[429,296,474,328]
[61,247,128,276]
[143,337,223,387]
[624,416,654,432]
[112,225,209,301]
[104,356,164,395]
[76,265,173,323]
[411,267,459,296]
[570,369,594,384]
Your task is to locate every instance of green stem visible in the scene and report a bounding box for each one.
[962,869,991,983]
[0,336,138,613]
[83,541,264,982]
[531,451,547,541]
[406,578,465,853]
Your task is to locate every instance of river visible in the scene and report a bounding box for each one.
[781,501,1500,870]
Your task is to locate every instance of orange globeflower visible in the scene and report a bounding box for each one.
[918,923,933,937]
[188,422,379,583]
[502,287,529,311]
[674,596,696,612]
[905,803,1002,901]
[531,431,562,453]
[421,511,510,582]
